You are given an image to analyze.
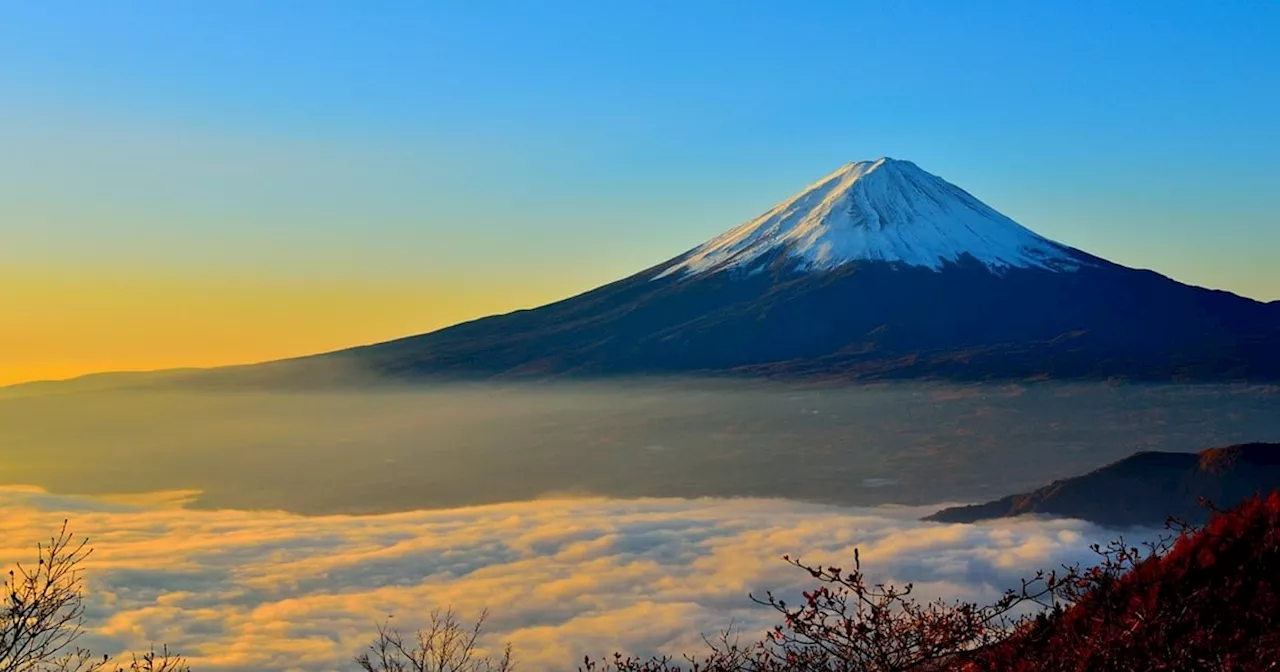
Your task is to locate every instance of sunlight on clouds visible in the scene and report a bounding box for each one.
[0,488,1130,672]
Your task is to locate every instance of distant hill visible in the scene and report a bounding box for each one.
[926,442,1280,527]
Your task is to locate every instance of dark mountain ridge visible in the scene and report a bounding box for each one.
[925,442,1280,527]
[326,250,1280,382]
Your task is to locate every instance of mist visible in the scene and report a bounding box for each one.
[3,378,1278,514]
[5,378,1278,669]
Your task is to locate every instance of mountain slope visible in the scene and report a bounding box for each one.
[312,158,1279,382]
[971,491,1280,671]
[925,443,1280,526]
[52,157,1270,389]
[659,158,1081,276]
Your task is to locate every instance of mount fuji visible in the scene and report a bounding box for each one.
[658,158,1082,277]
[250,159,1280,383]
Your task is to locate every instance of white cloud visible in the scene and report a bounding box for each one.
[0,488,1127,672]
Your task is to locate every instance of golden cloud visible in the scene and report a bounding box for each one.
[0,487,1127,671]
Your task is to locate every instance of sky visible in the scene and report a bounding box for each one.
[2,1,1279,385]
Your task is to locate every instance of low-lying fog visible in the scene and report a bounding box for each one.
[5,379,1279,670]
[4,379,1278,514]
[3,487,1112,671]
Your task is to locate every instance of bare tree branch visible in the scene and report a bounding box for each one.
[355,608,512,672]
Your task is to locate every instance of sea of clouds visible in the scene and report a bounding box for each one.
[0,486,1134,672]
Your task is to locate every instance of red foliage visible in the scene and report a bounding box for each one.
[976,492,1280,671]
[588,492,1280,672]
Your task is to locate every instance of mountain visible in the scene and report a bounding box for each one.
[656,158,1081,277]
[19,157,1272,392]
[307,158,1279,383]
[925,442,1280,527]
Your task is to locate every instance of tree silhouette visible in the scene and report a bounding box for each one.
[0,522,188,672]
[355,608,512,672]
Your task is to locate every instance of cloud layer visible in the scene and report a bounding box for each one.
[0,487,1125,671]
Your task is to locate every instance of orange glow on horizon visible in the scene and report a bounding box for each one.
[0,268,578,387]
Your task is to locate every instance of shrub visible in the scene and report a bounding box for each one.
[976,492,1280,671]
[588,493,1280,672]
[355,608,512,672]
[0,522,188,672]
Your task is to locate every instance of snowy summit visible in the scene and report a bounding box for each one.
[659,158,1082,278]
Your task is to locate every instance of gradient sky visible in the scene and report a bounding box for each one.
[3,1,1278,385]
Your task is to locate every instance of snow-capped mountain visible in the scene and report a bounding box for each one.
[219,159,1280,384]
[659,158,1081,277]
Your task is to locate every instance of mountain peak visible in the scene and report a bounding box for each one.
[837,156,915,172]
[658,159,1082,278]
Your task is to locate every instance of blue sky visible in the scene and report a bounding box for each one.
[2,0,1279,380]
